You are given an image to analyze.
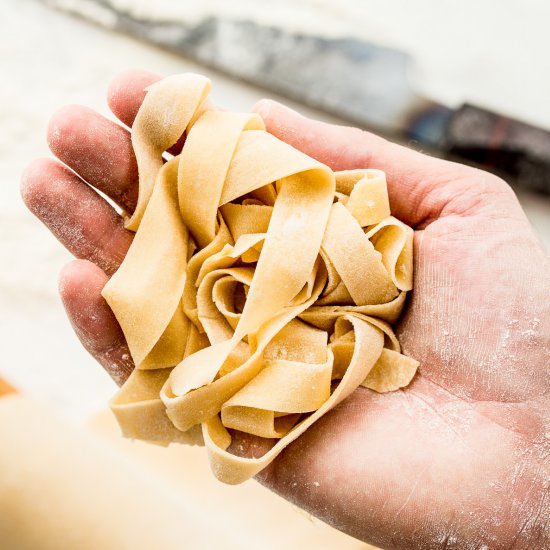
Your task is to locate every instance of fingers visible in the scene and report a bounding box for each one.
[107,69,161,128]
[59,259,134,385]
[21,158,133,276]
[37,70,164,274]
[48,104,139,213]
[46,70,186,218]
[252,100,518,228]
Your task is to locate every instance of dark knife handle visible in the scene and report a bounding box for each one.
[444,104,550,194]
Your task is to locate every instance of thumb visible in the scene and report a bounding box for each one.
[252,99,519,228]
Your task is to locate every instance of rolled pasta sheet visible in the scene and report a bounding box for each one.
[103,73,419,484]
[0,395,251,550]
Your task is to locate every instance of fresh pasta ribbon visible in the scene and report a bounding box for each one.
[104,73,419,484]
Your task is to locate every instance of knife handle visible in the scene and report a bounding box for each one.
[445,104,550,194]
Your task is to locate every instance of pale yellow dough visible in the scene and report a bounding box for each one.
[0,395,250,550]
[103,73,419,484]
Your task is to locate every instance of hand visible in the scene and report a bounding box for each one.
[21,70,549,549]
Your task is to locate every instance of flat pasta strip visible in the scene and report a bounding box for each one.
[103,158,190,368]
[337,169,391,226]
[127,74,211,231]
[362,348,419,393]
[321,203,398,305]
[366,216,414,291]
[103,73,419,484]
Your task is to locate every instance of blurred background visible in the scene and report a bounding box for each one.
[1,0,550,548]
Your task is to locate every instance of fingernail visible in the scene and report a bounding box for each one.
[252,98,274,121]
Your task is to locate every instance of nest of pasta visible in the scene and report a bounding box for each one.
[104,74,419,484]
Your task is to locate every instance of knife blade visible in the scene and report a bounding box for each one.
[40,0,550,194]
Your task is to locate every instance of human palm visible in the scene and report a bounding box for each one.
[22,70,549,549]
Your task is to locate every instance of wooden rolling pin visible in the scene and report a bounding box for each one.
[0,377,253,550]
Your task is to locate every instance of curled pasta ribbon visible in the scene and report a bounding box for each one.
[103,74,419,484]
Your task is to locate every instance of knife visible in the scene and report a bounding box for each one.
[40,0,550,194]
